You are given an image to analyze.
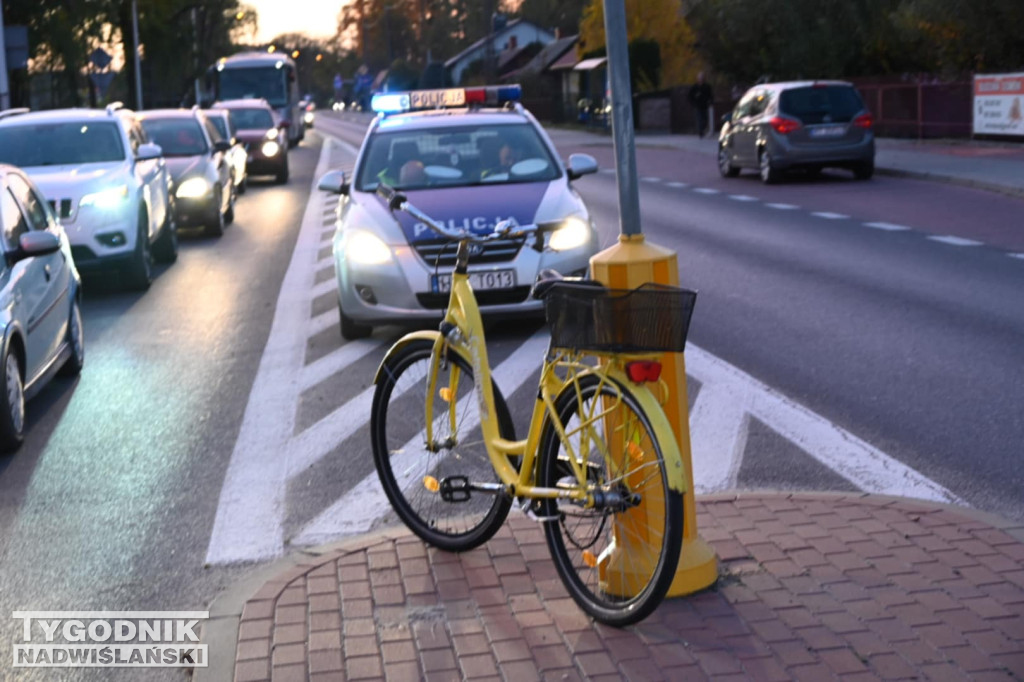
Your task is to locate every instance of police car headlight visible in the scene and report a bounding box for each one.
[548,217,591,251]
[80,184,129,209]
[347,230,392,265]
[176,177,211,199]
[261,141,281,157]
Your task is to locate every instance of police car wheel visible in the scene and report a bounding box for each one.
[339,301,372,340]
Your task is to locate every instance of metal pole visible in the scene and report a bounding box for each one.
[0,1,11,110]
[602,0,641,236]
[132,0,143,109]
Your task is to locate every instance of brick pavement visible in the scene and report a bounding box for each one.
[213,492,1024,681]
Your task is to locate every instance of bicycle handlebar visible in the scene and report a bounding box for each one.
[376,182,532,243]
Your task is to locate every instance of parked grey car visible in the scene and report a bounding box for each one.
[0,165,84,452]
[718,81,875,183]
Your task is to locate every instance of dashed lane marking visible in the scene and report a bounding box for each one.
[665,182,689,188]
[812,212,849,220]
[1010,253,1024,260]
[865,222,911,231]
[693,188,720,194]
[765,203,799,210]
[928,235,983,247]
[728,195,758,202]
[641,176,662,183]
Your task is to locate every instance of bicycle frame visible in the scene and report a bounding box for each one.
[374,249,689,502]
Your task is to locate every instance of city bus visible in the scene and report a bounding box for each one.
[206,52,303,147]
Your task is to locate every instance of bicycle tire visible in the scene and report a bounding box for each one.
[538,373,683,626]
[371,339,515,552]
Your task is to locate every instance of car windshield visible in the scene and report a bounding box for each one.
[208,115,230,139]
[140,118,208,156]
[779,85,864,124]
[0,121,125,167]
[217,67,288,107]
[355,122,560,192]
[228,108,275,130]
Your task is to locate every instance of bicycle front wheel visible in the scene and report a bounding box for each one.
[538,373,683,626]
[371,339,515,552]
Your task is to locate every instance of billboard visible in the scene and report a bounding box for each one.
[973,72,1024,137]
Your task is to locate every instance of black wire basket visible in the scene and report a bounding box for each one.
[544,282,698,353]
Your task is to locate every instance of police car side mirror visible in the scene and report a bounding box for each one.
[137,142,163,161]
[566,153,598,181]
[317,170,348,195]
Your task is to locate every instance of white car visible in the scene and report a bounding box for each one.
[317,85,600,339]
[0,103,177,290]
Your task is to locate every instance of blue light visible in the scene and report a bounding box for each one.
[496,85,521,103]
[371,93,410,114]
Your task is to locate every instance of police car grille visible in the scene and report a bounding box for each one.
[417,287,532,310]
[413,238,522,267]
[47,198,74,220]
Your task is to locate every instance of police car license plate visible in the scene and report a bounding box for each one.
[433,270,515,293]
[411,89,466,109]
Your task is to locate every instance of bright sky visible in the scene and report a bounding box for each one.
[247,0,345,43]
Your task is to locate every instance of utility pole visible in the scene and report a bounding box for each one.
[0,2,10,110]
[131,0,143,109]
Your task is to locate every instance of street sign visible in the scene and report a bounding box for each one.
[90,47,112,70]
[4,26,28,69]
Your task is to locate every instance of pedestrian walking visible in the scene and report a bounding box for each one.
[689,72,713,138]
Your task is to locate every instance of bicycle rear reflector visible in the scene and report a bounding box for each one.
[626,361,662,383]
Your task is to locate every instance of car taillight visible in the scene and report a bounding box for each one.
[853,113,874,129]
[769,116,801,135]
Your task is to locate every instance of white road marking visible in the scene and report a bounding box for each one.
[205,138,339,565]
[766,203,799,210]
[291,332,550,545]
[685,347,962,503]
[307,306,340,338]
[600,168,616,174]
[311,278,337,299]
[728,195,758,202]
[812,212,849,220]
[928,235,983,247]
[665,182,689,188]
[865,221,911,231]
[693,188,720,194]
[299,338,382,393]
[641,177,662,183]
[1010,253,1024,260]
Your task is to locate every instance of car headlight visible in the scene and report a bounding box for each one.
[303,112,315,123]
[261,141,281,157]
[176,176,211,199]
[548,217,591,251]
[265,128,279,140]
[346,230,392,265]
[80,184,129,209]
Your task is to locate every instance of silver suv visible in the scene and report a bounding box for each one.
[0,103,177,289]
[718,81,875,183]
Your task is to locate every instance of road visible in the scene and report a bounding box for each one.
[0,114,1021,678]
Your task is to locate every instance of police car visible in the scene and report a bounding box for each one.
[317,85,600,339]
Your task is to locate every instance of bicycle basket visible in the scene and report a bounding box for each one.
[544,282,698,353]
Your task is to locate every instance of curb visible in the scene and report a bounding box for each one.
[874,166,1024,200]
[196,490,1024,682]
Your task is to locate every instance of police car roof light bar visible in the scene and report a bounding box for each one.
[371,85,521,115]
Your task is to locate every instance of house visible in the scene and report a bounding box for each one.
[501,34,580,122]
[444,19,556,86]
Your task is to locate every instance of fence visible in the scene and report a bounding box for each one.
[851,80,972,139]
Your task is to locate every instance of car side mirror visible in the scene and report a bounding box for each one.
[13,231,61,263]
[137,142,163,161]
[278,120,291,129]
[213,140,231,154]
[566,153,598,181]
[317,170,348,195]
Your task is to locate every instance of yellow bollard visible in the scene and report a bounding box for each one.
[590,234,718,597]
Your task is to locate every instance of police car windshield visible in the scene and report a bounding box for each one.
[140,118,209,156]
[355,123,560,192]
[0,121,125,167]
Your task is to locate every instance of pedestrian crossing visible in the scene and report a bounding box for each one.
[204,137,963,566]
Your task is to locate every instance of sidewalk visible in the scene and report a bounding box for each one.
[200,492,1024,682]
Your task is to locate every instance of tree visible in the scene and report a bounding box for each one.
[512,0,588,35]
[579,0,701,91]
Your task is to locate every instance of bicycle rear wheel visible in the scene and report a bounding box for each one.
[371,339,515,552]
[538,373,683,626]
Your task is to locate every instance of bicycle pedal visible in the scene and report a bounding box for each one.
[439,476,471,503]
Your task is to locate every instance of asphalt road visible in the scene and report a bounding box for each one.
[0,114,1021,678]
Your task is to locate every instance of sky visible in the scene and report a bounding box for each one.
[246,0,344,43]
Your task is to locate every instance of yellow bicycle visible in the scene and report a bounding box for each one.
[370,185,698,625]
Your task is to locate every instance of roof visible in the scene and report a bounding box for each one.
[0,108,127,126]
[444,19,551,69]
[136,109,202,120]
[516,35,578,76]
[549,48,579,72]
[573,57,607,71]
[217,51,295,69]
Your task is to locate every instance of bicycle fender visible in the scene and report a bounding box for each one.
[588,366,689,495]
[373,330,444,385]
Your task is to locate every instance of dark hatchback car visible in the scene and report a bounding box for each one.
[214,99,289,184]
[138,109,235,236]
[718,81,875,183]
